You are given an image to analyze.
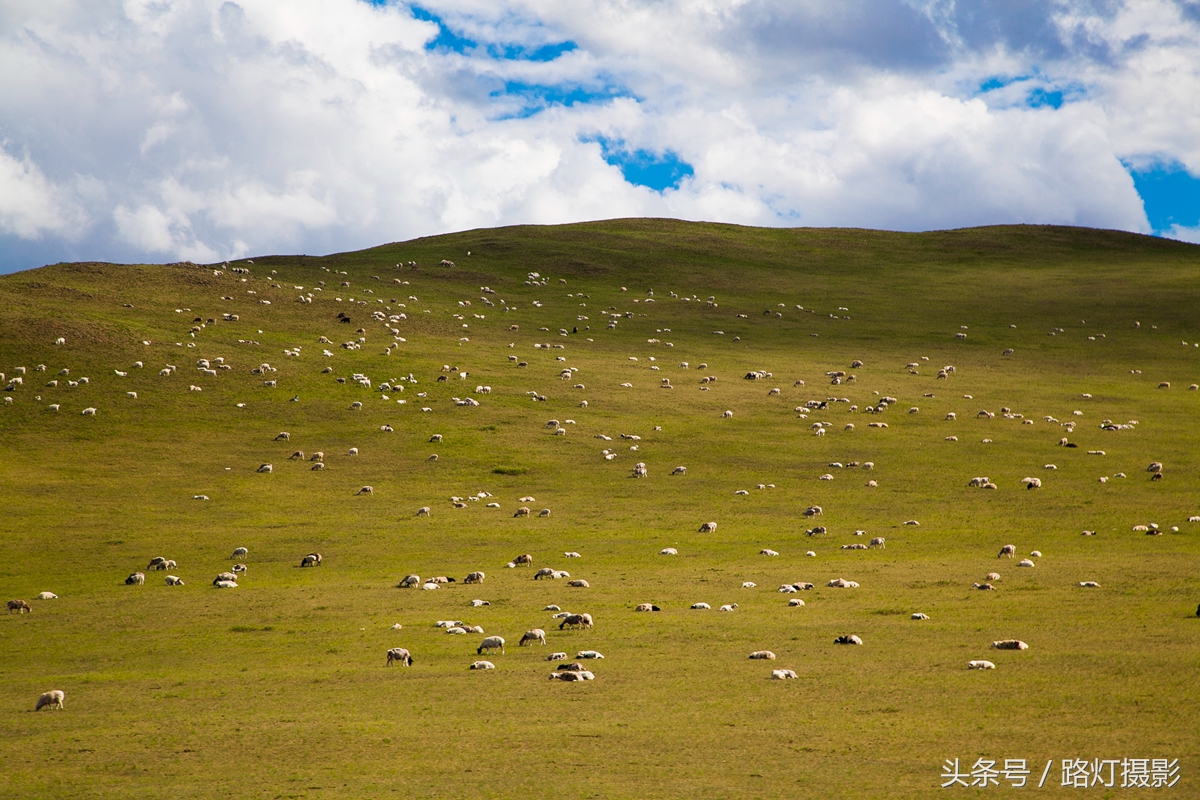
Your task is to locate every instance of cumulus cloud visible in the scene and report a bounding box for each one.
[0,0,1197,271]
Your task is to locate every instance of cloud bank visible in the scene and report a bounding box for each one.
[2,0,1199,270]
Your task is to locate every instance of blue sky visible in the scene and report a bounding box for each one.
[2,0,1199,272]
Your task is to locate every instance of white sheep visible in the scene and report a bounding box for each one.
[36,690,65,710]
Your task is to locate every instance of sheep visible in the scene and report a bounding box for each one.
[749,651,776,660]
[771,669,798,680]
[533,567,556,580]
[834,634,863,645]
[968,660,996,670]
[464,571,485,585]
[549,670,595,681]
[911,612,930,620]
[699,521,717,533]
[81,407,97,416]
[998,544,1016,558]
[787,598,806,607]
[125,572,146,585]
[275,432,291,441]
[477,636,505,655]
[576,650,604,659]
[718,604,739,612]
[257,464,273,473]
[1030,550,1042,557]
[1147,461,1163,473]
[386,647,413,666]
[36,690,65,711]
[973,583,996,591]
[539,509,551,517]
[827,578,859,588]
[761,548,779,556]
[214,580,238,589]
[7,599,31,614]
[310,452,324,462]
[869,537,885,549]
[548,652,568,661]
[691,602,712,610]
[519,629,547,646]
[634,603,661,612]
[741,581,757,589]
[559,613,594,630]
[513,554,533,567]
[470,660,495,670]
[792,582,814,590]
[356,486,373,495]
[300,553,322,567]
[660,547,678,555]
[148,556,168,570]
[231,547,248,559]
[992,640,1029,650]
[564,551,581,558]
[421,582,440,590]
[36,592,58,600]
[1024,477,1042,489]
[165,575,184,585]
[427,576,454,584]
[803,506,823,517]
[311,462,325,471]
[721,410,733,418]
[1017,558,1035,567]
[514,507,531,518]
[567,579,590,588]
[672,466,687,475]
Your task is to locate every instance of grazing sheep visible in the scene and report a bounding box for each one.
[968,660,996,670]
[998,544,1016,558]
[230,547,248,560]
[386,647,413,666]
[869,537,885,549]
[477,636,506,655]
[699,521,717,533]
[559,613,593,630]
[992,639,1029,650]
[125,572,145,585]
[470,660,495,670]
[464,571,485,585]
[519,629,547,646]
[81,407,96,416]
[275,432,290,441]
[911,612,930,620]
[36,690,65,711]
[301,553,322,567]
[356,486,373,495]
[165,575,184,585]
[514,507,531,518]
[749,651,776,660]
[257,464,273,473]
[803,506,823,517]
[672,466,687,475]
[539,508,551,517]
[834,635,863,645]
[771,669,798,680]
[7,599,32,614]
[511,554,533,567]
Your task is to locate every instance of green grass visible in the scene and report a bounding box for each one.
[0,219,1198,798]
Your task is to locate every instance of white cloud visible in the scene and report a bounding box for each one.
[0,145,85,239]
[1163,223,1200,244]
[0,0,1196,270]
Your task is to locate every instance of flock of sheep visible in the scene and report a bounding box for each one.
[7,257,1199,711]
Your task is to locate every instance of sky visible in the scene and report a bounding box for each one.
[2,0,1200,273]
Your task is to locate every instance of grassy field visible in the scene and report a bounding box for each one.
[0,219,1197,798]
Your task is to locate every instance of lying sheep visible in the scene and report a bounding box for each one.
[549,670,594,681]
[470,661,495,670]
[748,651,776,660]
[834,634,863,645]
[968,660,996,670]
[991,639,1029,650]
[771,669,798,680]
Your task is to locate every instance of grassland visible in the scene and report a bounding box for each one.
[0,219,1198,799]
